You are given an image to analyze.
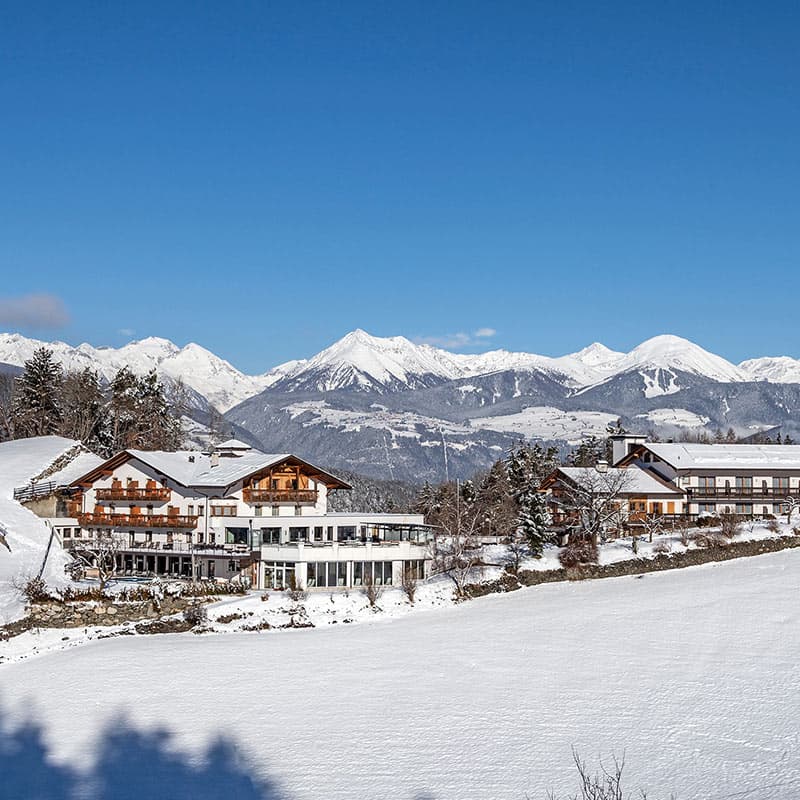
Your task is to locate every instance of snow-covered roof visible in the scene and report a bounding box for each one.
[0,436,82,492]
[46,452,105,487]
[641,443,800,470]
[215,438,252,450]
[74,448,351,491]
[556,466,682,495]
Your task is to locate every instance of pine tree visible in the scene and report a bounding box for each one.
[60,368,113,454]
[108,367,140,450]
[134,370,183,450]
[11,347,63,437]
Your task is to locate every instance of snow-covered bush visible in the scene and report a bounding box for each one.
[183,603,208,627]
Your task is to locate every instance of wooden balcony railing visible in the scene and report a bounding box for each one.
[77,513,199,529]
[95,487,171,501]
[687,487,790,500]
[242,488,318,504]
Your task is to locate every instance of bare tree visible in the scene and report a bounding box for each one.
[400,566,418,604]
[783,495,800,524]
[427,483,484,597]
[68,530,125,591]
[549,467,634,546]
[362,570,383,608]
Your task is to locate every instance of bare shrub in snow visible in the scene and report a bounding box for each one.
[13,575,52,603]
[678,524,691,547]
[183,603,208,627]
[401,567,418,604]
[260,591,270,602]
[690,530,728,549]
[286,573,307,604]
[558,540,598,570]
[545,749,671,800]
[362,571,382,609]
[719,514,742,540]
[652,540,671,555]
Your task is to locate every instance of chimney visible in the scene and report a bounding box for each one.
[210,452,219,468]
[595,459,609,473]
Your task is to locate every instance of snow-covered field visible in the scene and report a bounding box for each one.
[3,549,800,799]
[469,406,618,443]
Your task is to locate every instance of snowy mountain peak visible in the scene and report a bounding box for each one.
[739,355,800,384]
[617,334,748,383]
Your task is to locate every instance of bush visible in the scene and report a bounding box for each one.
[719,514,742,540]
[558,539,598,569]
[183,603,208,627]
[652,540,671,555]
[15,576,53,603]
[690,530,729,549]
[696,515,721,528]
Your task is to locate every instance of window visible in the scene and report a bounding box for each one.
[145,531,153,542]
[261,527,281,544]
[63,528,71,539]
[289,527,308,542]
[187,505,194,516]
[254,506,263,517]
[313,526,323,542]
[307,562,347,588]
[211,506,237,517]
[272,506,280,517]
[774,477,790,494]
[353,561,393,586]
[263,561,294,589]
[735,503,753,515]
[404,560,425,580]
[197,505,204,516]
[337,526,356,541]
[294,505,302,516]
[228,560,241,573]
[197,532,204,543]
[735,477,753,495]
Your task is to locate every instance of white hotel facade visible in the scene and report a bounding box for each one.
[64,440,431,589]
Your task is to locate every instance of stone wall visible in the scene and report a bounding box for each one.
[1,595,201,638]
[467,535,800,597]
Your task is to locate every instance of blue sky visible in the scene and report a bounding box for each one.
[1,2,799,373]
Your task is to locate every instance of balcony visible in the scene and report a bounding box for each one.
[687,487,791,500]
[95,487,171,502]
[243,488,318,504]
[77,513,199,529]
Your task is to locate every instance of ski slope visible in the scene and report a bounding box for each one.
[2,550,799,799]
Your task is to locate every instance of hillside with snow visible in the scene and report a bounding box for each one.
[0,437,84,624]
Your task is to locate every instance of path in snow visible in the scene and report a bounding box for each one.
[2,550,800,799]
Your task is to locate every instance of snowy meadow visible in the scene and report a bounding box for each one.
[3,549,800,799]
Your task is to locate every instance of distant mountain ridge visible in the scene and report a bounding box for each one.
[3,329,800,482]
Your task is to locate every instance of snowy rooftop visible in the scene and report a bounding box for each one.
[557,466,682,494]
[642,443,800,470]
[77,448,351,490]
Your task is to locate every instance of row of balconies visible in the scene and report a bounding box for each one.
[77,513,199,529]
[95,487,172,501]
[686,487,793,499]
[82,488,317,505]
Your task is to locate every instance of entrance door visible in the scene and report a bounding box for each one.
[208,560,215,579]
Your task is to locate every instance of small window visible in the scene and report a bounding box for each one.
[254,506,263,517]
[272,506,280,517]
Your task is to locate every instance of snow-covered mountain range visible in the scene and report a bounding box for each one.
[3,328,800,481]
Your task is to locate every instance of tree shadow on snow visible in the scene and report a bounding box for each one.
[0,709,286,800]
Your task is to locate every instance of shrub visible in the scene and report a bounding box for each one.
[652,540,671,555]
[690,530,729,549]
[719,514,742,540]
[401,567,418,605]
[183,603,208,627]
[558,539,598,569]
[286,574,307,604]
[15,576,53,603]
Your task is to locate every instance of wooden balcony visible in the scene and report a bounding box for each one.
[95,487,171,502]
[243,488,318,504]
[77,513,199,529]
[687,487,790,500]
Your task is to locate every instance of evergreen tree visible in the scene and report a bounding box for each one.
[108,366,140,450]
[60,368,112,454]
[11,347,63,437]
[506,442,556,557]
[134,370,183,450]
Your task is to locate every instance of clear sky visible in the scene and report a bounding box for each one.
[1,2,799,373]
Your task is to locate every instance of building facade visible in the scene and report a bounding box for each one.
[62,440,432,589]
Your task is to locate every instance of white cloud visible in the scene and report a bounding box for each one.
[118,328,136,337]
[413,327,497,350]
[0,293,69,328]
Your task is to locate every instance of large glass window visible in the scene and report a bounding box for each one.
[307,561,348,588]
[289,527,308,542]
[337,526,356,541]
[263,561,294,589]
[261,527,281,544]
[404,559,425,580]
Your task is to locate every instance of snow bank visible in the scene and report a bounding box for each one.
[0,436,78,624]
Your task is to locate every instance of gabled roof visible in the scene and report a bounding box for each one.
[543,465,683,495]
[70,449,351,491]
[624,442,800,471]
[215,439,252,450]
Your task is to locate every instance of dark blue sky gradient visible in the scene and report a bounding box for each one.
[1,2,799,371]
